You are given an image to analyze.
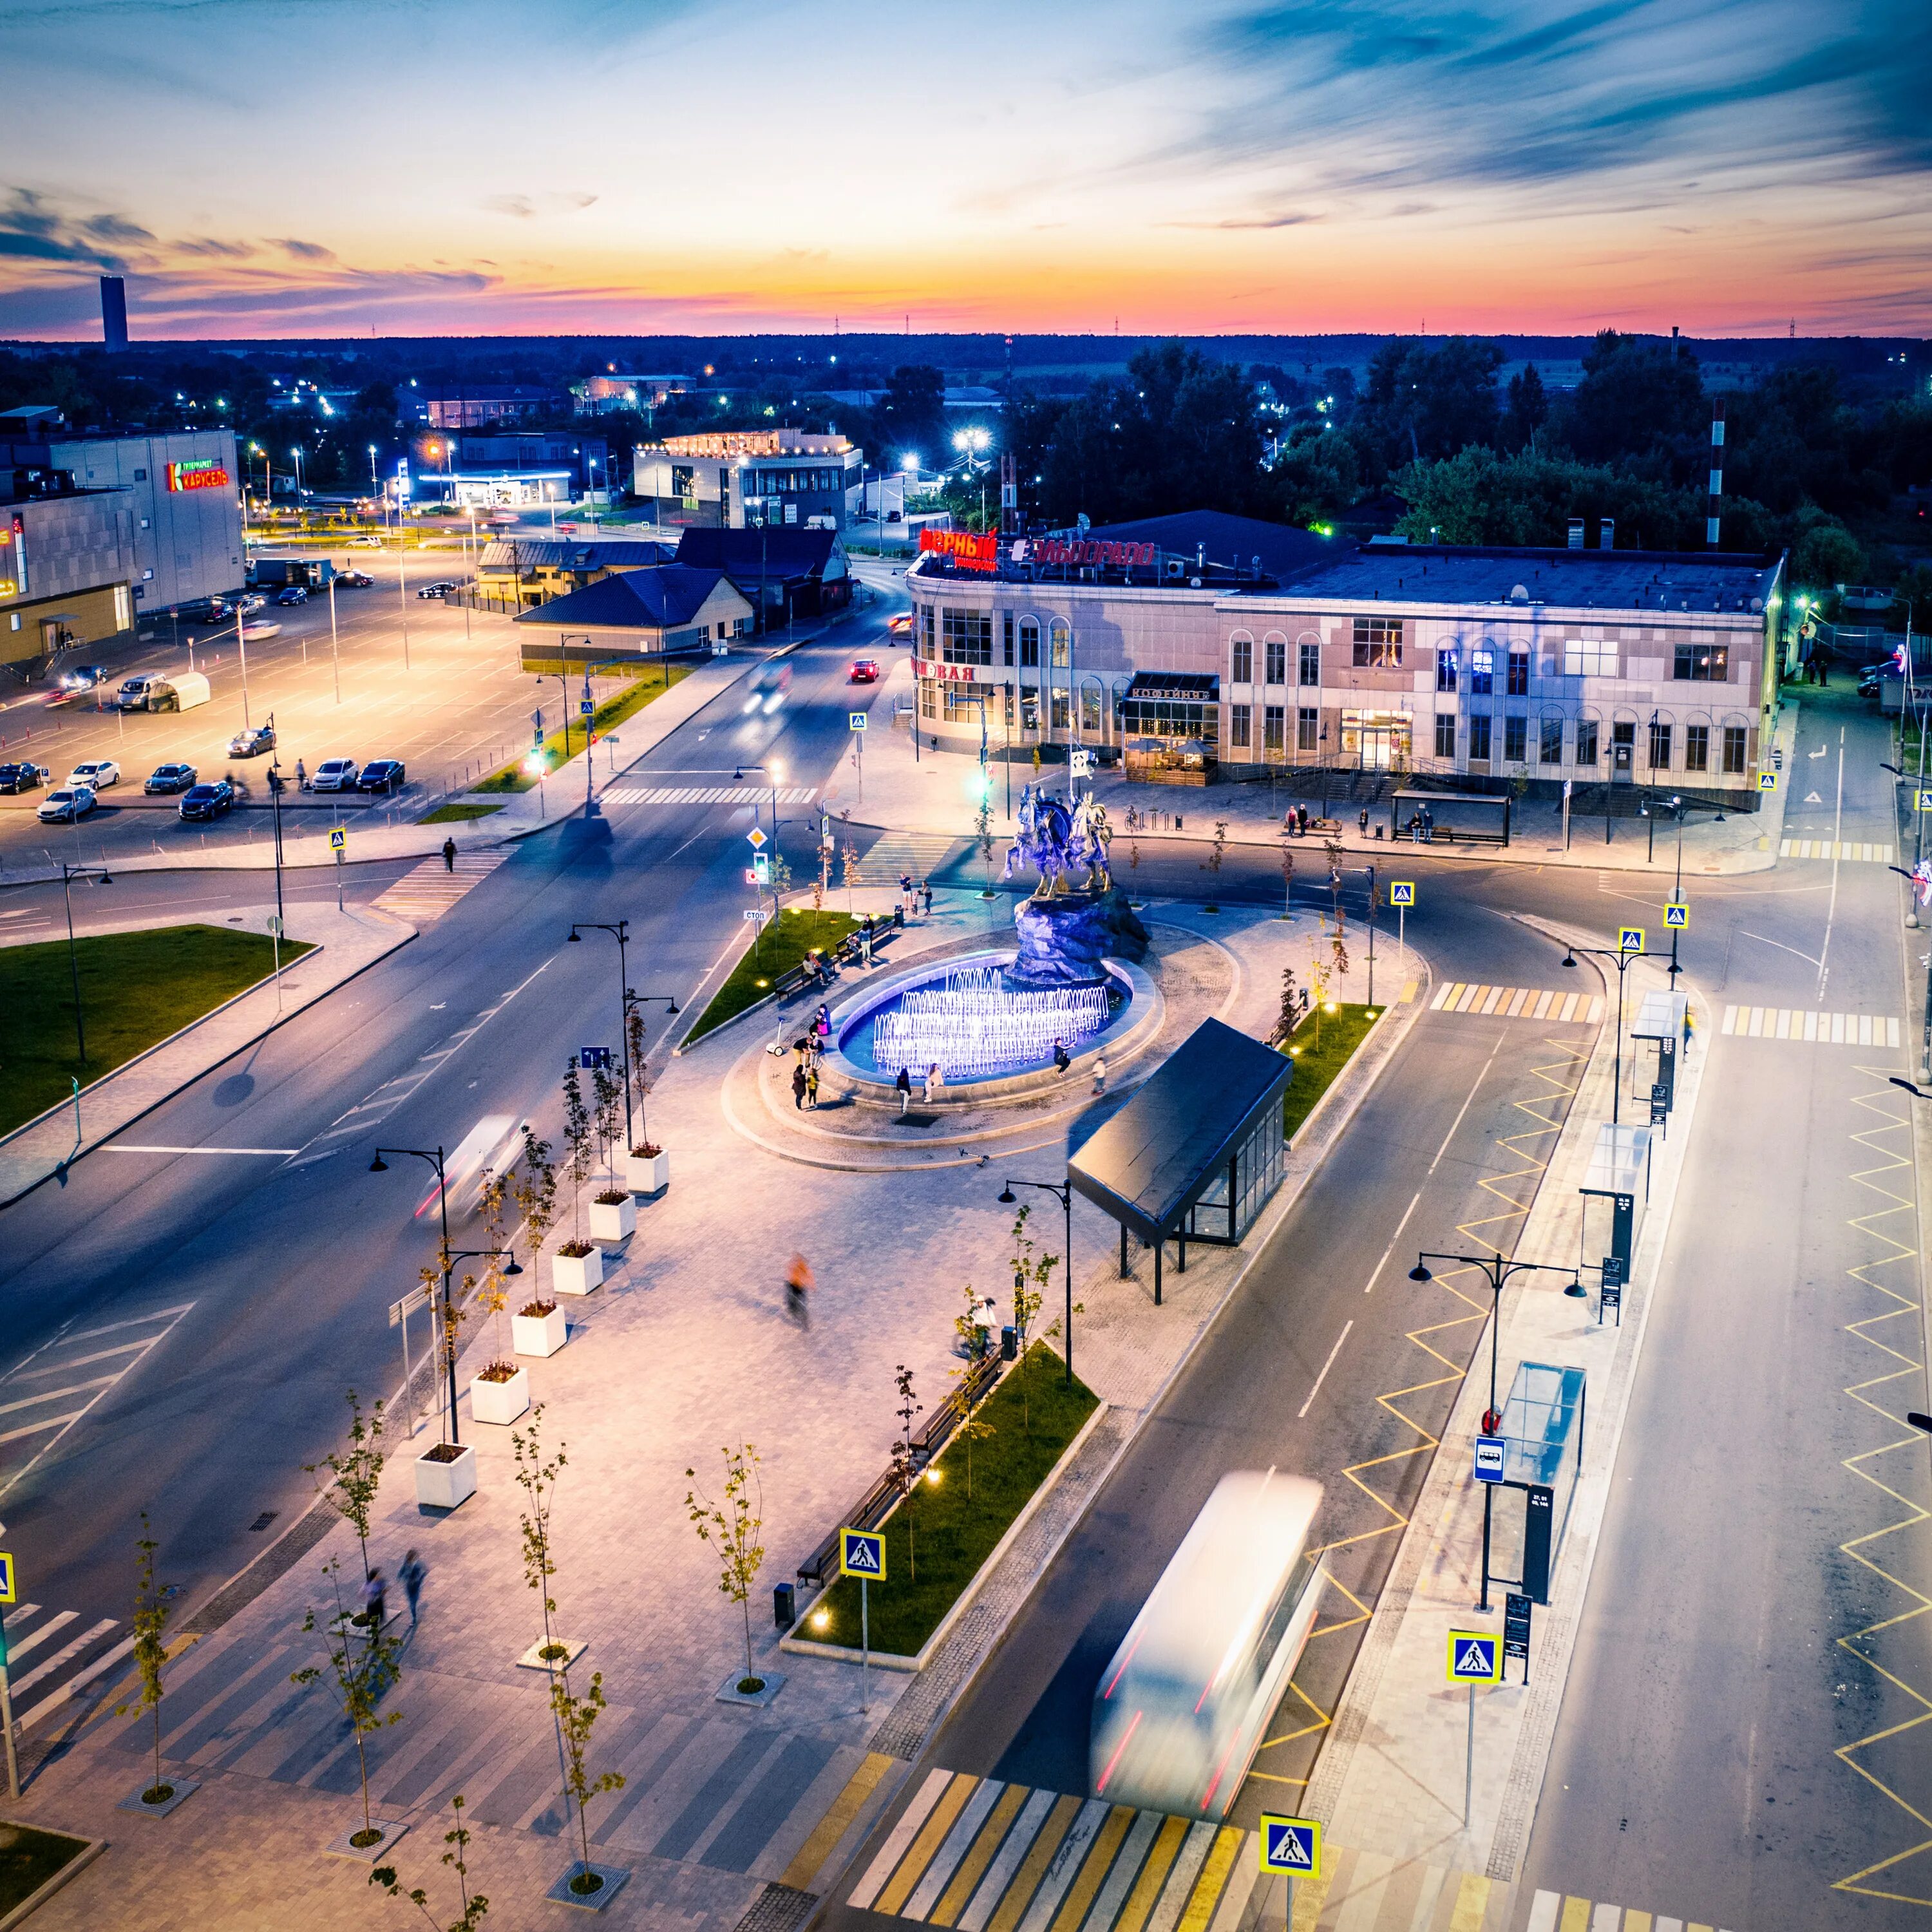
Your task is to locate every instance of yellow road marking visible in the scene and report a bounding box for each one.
[1175,1826,1242,1932]
[879,1774,978,1917]
[986,1794,1081,1932]
[1048,1804,1135,1932]
[1113,1814,1189,1932]
[781,1750,897,1891]
[933,1783,1029,1927]
[1446,1875,1493,1932]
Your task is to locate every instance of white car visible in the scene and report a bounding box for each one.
[38,784,97,823]
[68,759,120,790]
[311,758,360,791]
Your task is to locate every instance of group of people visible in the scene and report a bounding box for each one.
[358,1548,428,1641]
[891,1062,946,1113]
[898,875,935,918]
[1403,805,1439,843]
[1282,803,1318,836]
[790,1020,829,1108]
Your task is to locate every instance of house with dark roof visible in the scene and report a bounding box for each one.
[511,564,752,669]
[672,526,851,629]
[476,537,673,610]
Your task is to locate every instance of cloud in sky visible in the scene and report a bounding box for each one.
[0,0,1926,336]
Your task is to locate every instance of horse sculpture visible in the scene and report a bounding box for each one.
[1004,784,1111,898]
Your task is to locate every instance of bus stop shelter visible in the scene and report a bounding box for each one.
[1631,989,1690,1119]
[1388,789,1511,847]
[1069,1018,1292,1306]
[1579,1121,1651,1317]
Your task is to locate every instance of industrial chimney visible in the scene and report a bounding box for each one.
[1707,399,1725,548]
[100,275,128,353]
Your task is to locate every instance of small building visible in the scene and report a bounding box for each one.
[511,565,752,669]
[573,374,696,415]
[412,430,612,502]
[632,428,863,531]
[672,526,851,630]
[476,537,674,611]
[0,472,137,677]
[419,385,563,430]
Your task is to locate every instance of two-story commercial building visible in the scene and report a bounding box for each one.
[631,430,862,531]
[0,470,138,676]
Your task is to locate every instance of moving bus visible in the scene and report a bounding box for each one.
[413,1115,526,1225]
[1091,1471,1325,1819]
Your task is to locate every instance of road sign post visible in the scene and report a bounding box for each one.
[1258,1813,1321,1925]
[330,825,346,910]
[0,1551,18,1799]
[1446,1630,1501,1826]
[839,1528,886,1713]
[849,710,867,804]
[1389,884,1414,983]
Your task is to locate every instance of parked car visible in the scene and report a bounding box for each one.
[354,533,384,546]
[275,585,308,606]
[57,664,109,692]
[0,762,48,793]
[37,784,96,823]
[68,759,120,790]
[416,581,457,600]
[228,724,276,758]
[178,779,235,821]
[145,762,198,794]
[356,759,406,793]
[312,757,360,791]
[238,593,267,615]
[115,674,162,709]
[886,612,914,638]
[849,659,882,683]
[339,571,374,588]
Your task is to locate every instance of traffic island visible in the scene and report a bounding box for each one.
[1281,1001,1385,1140]
[0,1821,104,1925]
[682,908,859,1045]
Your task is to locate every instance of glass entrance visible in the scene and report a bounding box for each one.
[1341,708,1412,769]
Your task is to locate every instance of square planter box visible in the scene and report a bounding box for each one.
[414,1443,477,1510]
[470,1365,530,1425]
[589,1192,636,1243]
[626,1148,670,1196]
[513,1303,569,1358]
[552,1245,604,1296]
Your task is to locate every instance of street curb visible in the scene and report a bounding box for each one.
[0,1828,108,1931]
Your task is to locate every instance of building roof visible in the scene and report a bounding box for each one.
[1260,545,1783,615]
[480,539,671,573]
[674,526,842,581]
[511,565,735,631]
[1087,510,1347,582]
[1068,1018,1293,1244]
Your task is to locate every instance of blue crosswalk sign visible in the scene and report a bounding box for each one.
[0,1549,14,1605]
[839,1528,886,1580]
[1258,1814,1321,1877]
[1447,1630,1502,1683]
[1389,881,1415,907]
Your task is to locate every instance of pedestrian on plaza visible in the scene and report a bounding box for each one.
[399,1549,426,1627]
[814,1003,831,1041]
[921,880,933,916]
[361,1566,388,1637]
[895,1065,913,1116]
[1359,806,1370,837]
[442,837,457,872]
[1298,803,1310,835]
[893,902,905,929]
[1053,1037,1070,1074]
[1090,1055,1109,1097]
[296,757,308,790]
[1422,806,1435,842]
[806,1061,820,1108]
[784,1252,814,1329]
[900,873,913,915]
[791,1062,808,1110]
[924,1062,942,1105]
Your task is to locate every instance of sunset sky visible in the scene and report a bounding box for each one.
[2,0,1927,340]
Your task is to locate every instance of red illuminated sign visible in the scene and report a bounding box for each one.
[918,527,999,571]
[166,460,231,493]
[1025,537,1157,569]
[913,659,989,681]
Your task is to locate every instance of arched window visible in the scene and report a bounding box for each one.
[1506,643,1531,697]
[1229,631,1254,685]
[1049,619,1071,670]
[1018,617,1040,668]
[1264,630,1289,685]
[1470,645,1495,696]
[1081,676,1104,739]
[1537,706,1567,767]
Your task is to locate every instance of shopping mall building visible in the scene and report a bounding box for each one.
[907,511,1787,802]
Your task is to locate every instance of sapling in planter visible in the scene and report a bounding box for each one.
[118,1512,176,1808]
[371,1793,489,1931]
[305,1389,387,1582]
[513,1129,564,1331]
[950,1285,998,1499]
[892,1364,923,1583]
[558,1059,594,1254]
[625,1006,660,1160]
[685,1443,768,1694]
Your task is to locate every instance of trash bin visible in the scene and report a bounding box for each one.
[773,1582,795,1631]
[1001,1325,1018,1361]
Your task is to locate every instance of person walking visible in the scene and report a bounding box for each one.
[295,757,308,790]
[441,836,457,872]
[784,1252,815,1329]
[921,880,933,916]
[399,1549,426,1627]
[791,1062,808,1110]
[805,1060,820,1108]
[361,1566,388,1638]
[1090,1054,1109,1097]
[895,1065,913,1116]
[924,1062,942,1105]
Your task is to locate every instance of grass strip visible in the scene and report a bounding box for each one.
[804,1346,1099,1657]
[0,1823,90,1914]
[0,924,312,1135]
[419,801,505,824]
[475,663,692,793]
[682,907,857,1045]
[1281,999,1381,1140]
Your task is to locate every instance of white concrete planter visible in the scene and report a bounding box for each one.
[589,1192,636,1242]
[552,1245,603,1296]
[414,1443,477,1510]
[513,1303,568,1358]
[470,1365,530,1425]
[626,1148,670,1195]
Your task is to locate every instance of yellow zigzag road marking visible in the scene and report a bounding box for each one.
[1831,1068,1932,1908]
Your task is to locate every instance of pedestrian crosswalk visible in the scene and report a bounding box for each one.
[601,784,819,807]
[1720,1005,1902,1046]
[0,1601,133,1736]
[1778,838,1895,862]
[848,833,964,884]
[1430,983,1605,1024]
[1526,1887,1738,1932]
[372,849,511,921]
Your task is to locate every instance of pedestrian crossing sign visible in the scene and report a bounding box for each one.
[1917,791,1932,813]
[1757,771,1777,792]
[1665,903,1688,928]
[1390,881,1415,906]
[839,1528,886,1580]
[850,711,868,732]
[1619,927,1644,952]
[1447,1629,1502,1683]
[1258,1814,1321,1877]
[328,828,346,853]
[0,1550,13,1604]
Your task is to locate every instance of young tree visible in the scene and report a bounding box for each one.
[560,1059,593,1244]
[1200,819,1228,912]
[371,1792,489,1932]
[553,1669,625,1899]
[622,1010,658,1155]
[685,1444,768,1693]
[292,1555,404,1850]
[591,1063,623,1179]
[950,1284,998,1499]
[514,1126,558,1259]
[1008,1206,1056,1434]
[893,1365,923,1582]
[1307,957,1332,1050]
[976,790,997,898]
[1321,838,1345,926]
[511,1406,568,1667]
[840,832,861,915]
[1275,965,1302,1050]
[1278,835,1294,922]
[305,1389,386,1584]
[123,1512,173,1806]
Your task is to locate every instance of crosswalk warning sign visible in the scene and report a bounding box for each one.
[328,828,346,853]
[1390,881,1415,906]
[1258,1814,1321,1877]
[1618,927,1644,952]
[1665,903,1688,928]
[839,1528,886,1580]
[1446,1629,1502,1683]
[1757,771,1777,792]
[0,1550,14,1604]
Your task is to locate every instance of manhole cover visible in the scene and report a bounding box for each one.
[249,1510,279,1532]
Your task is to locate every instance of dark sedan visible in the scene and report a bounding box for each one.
[356,759,406,793]
[144,762,198,795]
[178,780,236,821]
[0,762,47,793]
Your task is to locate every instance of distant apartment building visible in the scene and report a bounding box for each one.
[0,470,138,676]
[419,385,563,430]
[573,373,696,415]
[631,428,862,531]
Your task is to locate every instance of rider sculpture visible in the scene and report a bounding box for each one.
[1003,783,1112,898]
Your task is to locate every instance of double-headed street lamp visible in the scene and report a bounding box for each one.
[367,1144,520,1446]
[1560,940,1666,1125]
[1639,793,1723,981]
[566,918,679,1146]
[997,1176,1075,1387]
[1407,1249,1581,1610]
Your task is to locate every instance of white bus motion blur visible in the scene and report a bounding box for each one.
[413,1115,527,1224]
[1091,1471,1325,1819]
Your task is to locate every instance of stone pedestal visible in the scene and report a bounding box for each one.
[1010,888,1150,988]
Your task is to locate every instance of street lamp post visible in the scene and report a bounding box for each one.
[1407,1249,1581,1609]
[61,862,111,1065]
[997,1177,1075,1386]
[567,920,680,1148]
[1559,940,1667,1124]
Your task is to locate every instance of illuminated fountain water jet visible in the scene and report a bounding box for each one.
[868,967,1113,1079]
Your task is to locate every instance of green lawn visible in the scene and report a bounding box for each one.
[804,1347,1099,1657]
[1282,1001,1381,1140]
[0,1822,90,1915]
[419,800,505,824]
[682,908,857,1044]
[0,925,312,1135]
[475,663,692,793]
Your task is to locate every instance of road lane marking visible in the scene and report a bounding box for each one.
[1,1609,75,1661]
[1298,1320,1354,1419]
[1720,1007,1899,1046]
[1364,1191,1422,1294]
[105,1144,299,1155]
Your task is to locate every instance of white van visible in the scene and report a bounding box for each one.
[146,672,211,713]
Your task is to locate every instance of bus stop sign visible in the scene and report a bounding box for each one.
[1473,1435,1506,1482]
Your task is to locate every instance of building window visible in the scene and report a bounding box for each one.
[1265,637,1286,685]
[1051,688,1070,730]
[1504,714,1528,762]
[1576,717,1600,764]
[920,603,935,655]
[1264,705,1285,754]
[1352,616,1403,667]
[1298,639,1320,686]
[1723,724,1748,773]
[1507,647,1530,696]
[1674,641,1730,681]
[1081,679,1103,736]
[1435,712,1457,759]
[942,607,992,665]
[1649,719,1672,768]
[919,679,936,719]
[1564,638,1618,677]
[1050,620,1070,670]
[1469,714,1493,760]
[1296,705,1318,752]
[1230,703,1253,749]
[1019,617,1040,668]
[133,467,147,482]
[1685,723,1710,772]
[1436,648,1458,692]
[1470,647,1494,696]
[1003,611,1014,665]
[1540,716,1565,764]
[1231,636,1253,683]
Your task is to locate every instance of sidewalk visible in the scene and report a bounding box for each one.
[0,900,413,1206]
[820,654,1799,877]
[0,894,1419,1932]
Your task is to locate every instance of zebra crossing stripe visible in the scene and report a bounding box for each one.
[1429,983,1603,1024]
[851,1769,956,1911]
[1777,838,1895,862]
[600,784,819,806]
[958,1789,1061,1932]
[1720,1006,1900,1046]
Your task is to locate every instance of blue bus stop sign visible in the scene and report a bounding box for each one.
[1473,1435,1506,1482]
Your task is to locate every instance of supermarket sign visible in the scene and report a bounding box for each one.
[919,527,999,571]
[166,459,231,493]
